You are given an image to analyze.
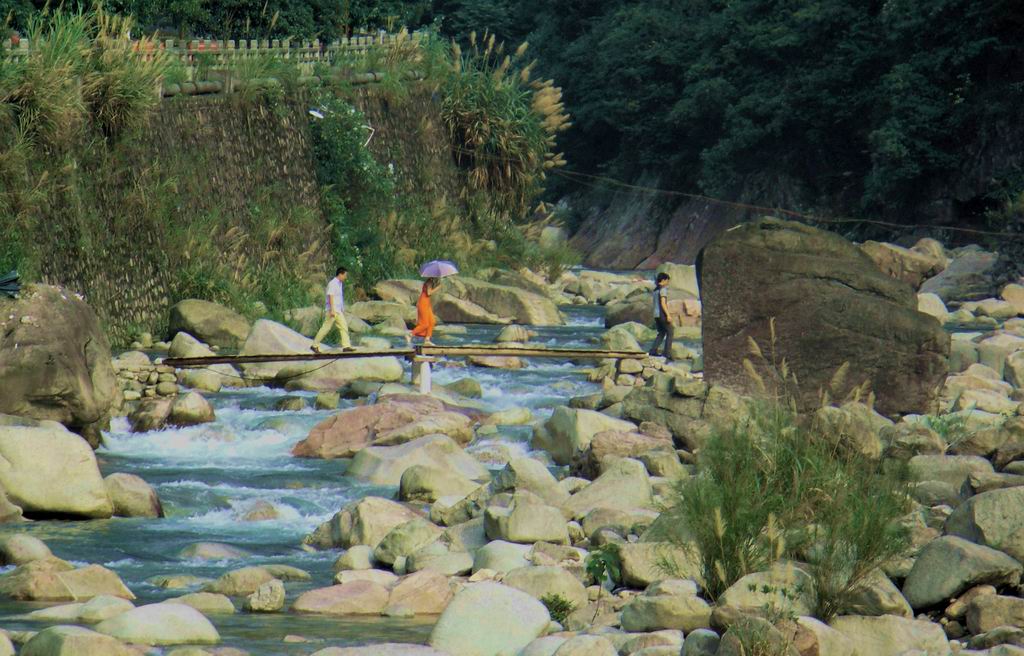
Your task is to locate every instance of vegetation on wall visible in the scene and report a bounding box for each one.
[1,6,575,342]
[0,8,325,343]
[0,6,173,276]
[308,28,576,292]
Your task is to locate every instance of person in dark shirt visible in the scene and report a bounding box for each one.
[649,272,674,361]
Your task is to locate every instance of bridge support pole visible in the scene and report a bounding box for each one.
[419,360,431,394]
[413,356,437,394]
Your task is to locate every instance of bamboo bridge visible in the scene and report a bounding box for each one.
[163,345,647,393]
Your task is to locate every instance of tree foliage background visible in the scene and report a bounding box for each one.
[5,0,1023,226]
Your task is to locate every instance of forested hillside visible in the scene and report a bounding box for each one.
[6,0,1023,238]
[455,0,1024,235]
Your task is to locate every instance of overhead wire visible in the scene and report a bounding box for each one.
[440,141,1024,240]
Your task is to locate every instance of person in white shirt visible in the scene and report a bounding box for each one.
[311,267,355,353]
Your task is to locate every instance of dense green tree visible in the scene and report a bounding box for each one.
[0,0,34,33]
[511,0,1024,223]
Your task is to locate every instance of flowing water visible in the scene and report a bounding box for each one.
[0,304,671,654]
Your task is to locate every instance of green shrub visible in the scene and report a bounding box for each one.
[661,393,911,621]
[539,593,575,625]
[309,89,402,291]
[921,396,977,450]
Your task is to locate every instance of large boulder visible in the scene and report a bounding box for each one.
[472,540,532,574]
[311,646,449,656]
[0,425,112,518]
[561,457,655,520]
[719,563,817,617]
[966,594,1024,634]
[293,396,475,459]
[385,570,453,615]
[347,434,489,487]
[572,430,675,480]
[445,278,563,326]
[434,295,512,325]
[655,262,701,297]
[0,534,53,565]
[620,580,712,633]
[902,536,1021,610]
[841,569,911,617]
[94,603,219,646]
[202,566,275,597]
[492,457,569,507]
[920,247,1000,303]
[374,279,424,305]
[828,615,950,656]
[292,580,390,615]
[618,542,703,589]
[168,299,250,348]
[374,518,444,566]
[348,301,417,325]
[859,241,945,289]
[429,582,550,656]
[533,407,638,466]
[20,625,134,656]
[0,285,118,446]
[0,559,134,601]
[501,565,588,610]
[304,497,421,550]
[239,319,402,388]
[244,578,286,612]
[164,592,236,615]
[168,391,215,427]
[699,218,949,417]
[104,473,163,518]
[484,492,569,545]
[605,294,699,330]
[946,487,1024,561]
[400,464,480,503]
[483,269,552,297]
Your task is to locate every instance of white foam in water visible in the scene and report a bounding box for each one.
[567,313,605,327]
[102,406,315,462]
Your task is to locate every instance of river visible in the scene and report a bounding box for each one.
[0,305,673,654]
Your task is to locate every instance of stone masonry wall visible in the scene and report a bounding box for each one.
[36,84,462,345]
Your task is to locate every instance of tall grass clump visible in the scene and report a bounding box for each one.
[442,30,570,221]
[0,4,174,275]
[82,7,174,139]
[4,6,173,147]
[660,332,911,621]
[169,192,323,320]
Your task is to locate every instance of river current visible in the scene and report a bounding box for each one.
[0,305,672,654]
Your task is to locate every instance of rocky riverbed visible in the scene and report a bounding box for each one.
[2,228,1024,656]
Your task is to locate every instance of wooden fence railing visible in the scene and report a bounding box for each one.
[3,31,429,97]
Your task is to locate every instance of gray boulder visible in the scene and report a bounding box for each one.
[428,582,550,656]
[700,218,949,417]
[946,487,1024,561]
[0,285,118,447]
[902,536,1022,610]
[168,299,251,348]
